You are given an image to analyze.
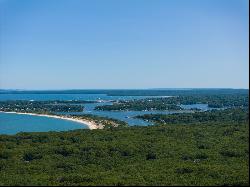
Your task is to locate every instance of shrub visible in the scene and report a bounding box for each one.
[146,152,157,160]
[176,167,194,174]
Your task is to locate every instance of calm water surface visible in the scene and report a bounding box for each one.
[0,94,210,134]
[0,93,159,101]
[0,112,87,135]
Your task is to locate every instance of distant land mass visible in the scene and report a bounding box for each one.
[0,88,248,96]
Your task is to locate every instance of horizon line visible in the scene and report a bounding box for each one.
[0,87,249,91]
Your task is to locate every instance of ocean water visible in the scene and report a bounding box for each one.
[0,93,157,101]
[180,104,210,110]
[0,93,209,134]
[0,112,87,135]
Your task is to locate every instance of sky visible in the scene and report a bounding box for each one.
[0,0,249,89]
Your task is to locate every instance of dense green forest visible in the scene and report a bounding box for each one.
[95,93,249,111]
[0,90,249,185]
[0,100,95,113]
[136,108,249,124]
[0,108,248,186]
[95,100,182,111]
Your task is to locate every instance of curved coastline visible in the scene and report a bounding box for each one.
[0,111,102,130]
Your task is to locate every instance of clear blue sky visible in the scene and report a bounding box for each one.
[0,0,249,89]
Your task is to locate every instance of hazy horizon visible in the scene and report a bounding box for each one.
[0,87,248,91]
[0,0,249,89]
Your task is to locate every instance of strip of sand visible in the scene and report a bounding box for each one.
[0,111,103,130]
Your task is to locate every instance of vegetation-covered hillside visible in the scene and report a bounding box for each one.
[136,108,249,124]
[0,100,92,113]
[0,108,248,186]
[95,92,249,111]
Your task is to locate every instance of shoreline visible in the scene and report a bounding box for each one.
[0,111,102,130]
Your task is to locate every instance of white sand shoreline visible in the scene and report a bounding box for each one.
[0,111,102,130]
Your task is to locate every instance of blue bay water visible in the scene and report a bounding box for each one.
[0,93,158,101]
[0,112,87,135]
[0,93,209,134]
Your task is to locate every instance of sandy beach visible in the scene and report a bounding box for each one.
[0,111,103,130]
